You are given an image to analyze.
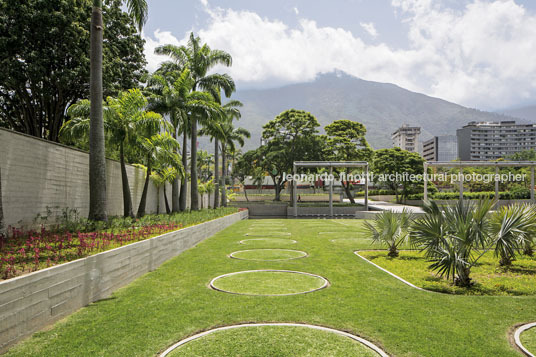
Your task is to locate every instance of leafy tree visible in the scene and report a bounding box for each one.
[372,147,426,203]
[155,34,235,211]
[365,209,414,257]
[325,119,373,203]
[261,109,322,201]
[0,0,146,141]
[62,89,164,217]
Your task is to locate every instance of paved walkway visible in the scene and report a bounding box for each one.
[352,198,425,214]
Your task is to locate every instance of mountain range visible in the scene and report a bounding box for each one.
[227,71,526,150]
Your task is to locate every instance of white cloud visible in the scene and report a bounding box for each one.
[360,22,378,38]
[143,29,182,72]
[293,7,299,15]
[144,0,536,109]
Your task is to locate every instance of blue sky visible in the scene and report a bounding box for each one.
[142,0,536,110]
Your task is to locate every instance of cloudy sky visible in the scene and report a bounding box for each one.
[142,0,536,110]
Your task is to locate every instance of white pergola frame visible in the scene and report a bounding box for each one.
[423,161,536,202]
[292,161,369,217]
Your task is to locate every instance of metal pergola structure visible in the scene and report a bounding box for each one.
[423,161,536,202]
[292,161,369,217]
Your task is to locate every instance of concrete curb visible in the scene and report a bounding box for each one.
[229,249,308,261]
[354,251,429,292]
[239,238,298,245]
[209,269,329,296]
[244,232,291,236]
[159,322,389,357]
[514,322,536,356]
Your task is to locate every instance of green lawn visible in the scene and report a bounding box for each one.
[5,219,536,356]
[359,250,536,295]
[167,325,378,356]
[520,327,536,355]
[230,248,307,261]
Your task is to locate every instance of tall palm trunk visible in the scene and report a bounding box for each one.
[0,167,5,238]
[163,184,171,214]
[137,157,152,218]
[171,131,180,212]
[213,139,220,208]
[190,119,199,210]
[221,144,227,207]
[88,1,107,221]
[119,141,134,217]
[179,131,188,211]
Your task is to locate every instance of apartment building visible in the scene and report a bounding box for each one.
[457,121,536,161]
[392,124,421,153]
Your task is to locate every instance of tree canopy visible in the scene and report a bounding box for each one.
[0,0,146,141]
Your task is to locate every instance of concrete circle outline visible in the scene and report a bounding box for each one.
[245,232,291,237]
[159,322,389,357]
[239,238,298,245]
[229,249,308,261]
[209,269,329,296]
[514,322,536,356]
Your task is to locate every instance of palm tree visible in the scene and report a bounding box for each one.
[150,167,178,214]
[364,209,414,257]
[62,89,161,218]
[137,132,183,217]
[155,34,235,210]
[410,199,494,287]
[490,203,536,265]
[147,68,191,212]
[88,0,148,221]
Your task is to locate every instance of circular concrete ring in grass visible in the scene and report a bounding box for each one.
[244,232,291,237]
[209,270,329,296]
[230,249,307,261]
[160,323,388,357]
[514,322,536,356]
[239,238,297,246]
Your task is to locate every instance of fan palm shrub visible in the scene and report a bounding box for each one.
[364,209,414,257]
[410,199,494,287]
[490,203,536,265]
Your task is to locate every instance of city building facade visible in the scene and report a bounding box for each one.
[422,135,458,162]
[457,121,536,161]
[392,124,421,153]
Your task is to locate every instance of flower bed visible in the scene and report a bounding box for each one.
[0,208,238,280]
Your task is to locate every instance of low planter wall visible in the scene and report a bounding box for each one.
[0,210,248,353]
[405,199,533,207]
[231,203,288,217]
[289,206,363,216]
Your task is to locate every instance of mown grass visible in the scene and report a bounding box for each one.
[359,250,536,295]
[5,219,536,356]
[167,325,378,356]
[520,327,536,354]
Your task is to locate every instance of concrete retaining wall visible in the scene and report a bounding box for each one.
[231,203,288,217]
[289,206,363,216]
[0,128,210,229]
[0,210,248,353]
